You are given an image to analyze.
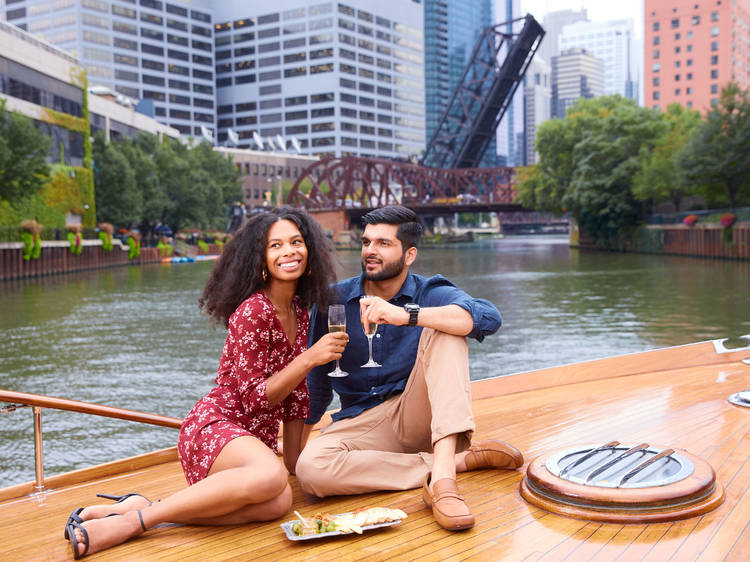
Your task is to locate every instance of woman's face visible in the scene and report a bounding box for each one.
[265,219,308,283]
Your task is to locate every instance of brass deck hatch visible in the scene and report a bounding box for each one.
[521,441,725,523]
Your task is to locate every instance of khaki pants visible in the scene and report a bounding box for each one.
[295,328,475,497]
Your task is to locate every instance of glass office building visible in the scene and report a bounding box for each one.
[212,0,425,159]
[423,0,496,166]
[4,0,216,137]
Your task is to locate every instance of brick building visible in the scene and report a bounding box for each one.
[644,0,750,112]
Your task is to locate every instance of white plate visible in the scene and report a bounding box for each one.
[280,514,403,541]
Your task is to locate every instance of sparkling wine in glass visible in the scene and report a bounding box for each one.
[360,296,381,368]
[327,304,348,377]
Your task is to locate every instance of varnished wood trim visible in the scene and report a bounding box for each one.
[0,447,179,502]
[0,389,183,428]
[471,340,750,400]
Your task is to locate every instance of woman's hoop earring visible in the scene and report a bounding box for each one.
[306,267,312,277]
[262,268,268,282]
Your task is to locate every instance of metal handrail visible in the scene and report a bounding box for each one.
[0,389,183,493]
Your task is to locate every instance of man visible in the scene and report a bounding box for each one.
[296,206,522,531]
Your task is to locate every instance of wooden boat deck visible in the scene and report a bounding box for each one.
[1,340,749,560]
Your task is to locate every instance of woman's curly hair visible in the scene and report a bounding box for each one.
[199,208,335,327]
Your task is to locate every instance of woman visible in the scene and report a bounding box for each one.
[64,208,348,559]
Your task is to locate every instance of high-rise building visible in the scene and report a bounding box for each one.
[497,0,523,167]
[559,19,638,100]
[3,0,217,138]
[523,56,551,165]
[538,9,588,69]
[644,0,750,112]
[551,47,605,118]
[213,0,425,159]
[424,0,494,166]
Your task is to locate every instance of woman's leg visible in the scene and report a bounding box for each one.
[70,435,290,557]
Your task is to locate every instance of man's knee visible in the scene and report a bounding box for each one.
[295,444,332,497]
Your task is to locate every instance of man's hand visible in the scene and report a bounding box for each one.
[360,296,409,330]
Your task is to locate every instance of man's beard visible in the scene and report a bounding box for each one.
[361,253,406,281]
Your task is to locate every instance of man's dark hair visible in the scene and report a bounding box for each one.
[362,205,423,250]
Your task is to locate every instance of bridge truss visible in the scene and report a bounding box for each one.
[422,15,545,169]
[287,156,516,212]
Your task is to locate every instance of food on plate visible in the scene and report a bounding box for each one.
[290,507,407,536]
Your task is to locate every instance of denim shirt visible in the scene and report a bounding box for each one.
[305,272,502,424]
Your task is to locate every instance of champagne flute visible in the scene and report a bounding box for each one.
[360,296,381,368]
[327,304,348,377]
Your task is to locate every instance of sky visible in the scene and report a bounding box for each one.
[519,0,645,38]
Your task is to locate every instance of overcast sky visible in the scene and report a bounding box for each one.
[519,0,644,38]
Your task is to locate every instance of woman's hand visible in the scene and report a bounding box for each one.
[305,332,349,367]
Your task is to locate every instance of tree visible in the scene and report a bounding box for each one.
[92,132,141,225]
[120,134,167,231]
[519,95,665,244]
[677,83,750,209]
[632,103,701,212]
[0,99,51,206]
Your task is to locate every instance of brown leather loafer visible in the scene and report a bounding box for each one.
[464,439,524,471]
[422,473,475,531]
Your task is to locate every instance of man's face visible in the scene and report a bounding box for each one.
[361,223,407,281]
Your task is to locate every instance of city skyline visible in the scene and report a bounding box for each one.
[519,0,644,38]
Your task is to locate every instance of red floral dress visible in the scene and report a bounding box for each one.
[178,291,310,485]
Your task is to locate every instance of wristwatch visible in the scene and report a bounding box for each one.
[404,303,420,327]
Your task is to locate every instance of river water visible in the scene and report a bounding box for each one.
[1,236,749,487]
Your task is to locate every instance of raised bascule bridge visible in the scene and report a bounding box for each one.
[286,15,546,232]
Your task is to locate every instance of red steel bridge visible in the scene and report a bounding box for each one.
[286,156,520,220]
[285,15,545,221]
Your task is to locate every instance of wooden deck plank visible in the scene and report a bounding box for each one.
[1,349,748,560]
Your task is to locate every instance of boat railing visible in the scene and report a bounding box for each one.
[0,389,182,494]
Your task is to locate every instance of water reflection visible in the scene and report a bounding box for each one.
[1,236,748,486]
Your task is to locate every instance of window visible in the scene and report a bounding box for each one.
[687,73,693,80]
[687,59,693,67]
[166,3,188,16]
[675,88,680,95]
[653,77,660,86]
[711,55,718,65]
[114,21,137,35]
[675,61,681,68]
[114,37,137,50]
[115,69,139,82]
[653,36,660,45]
[653,63,661,72]
[236,102,257,112]
[311,63,333,74]
[653,90,660,100]
[675,74,680,81]
[142,43,164,56]
[311,48,333,59]
[653,22,660,31]
[711,41,718,51]
[674,32,680,40]
[711,84,718,94]
[691,15,700,25]
[114,54,138,66]
[170,94,190,105]
[687,87,692,94]
[141,28,163,41]
[284,66,306,77]
[711,11,718,22]
[167,34,188,46]
[675,46,680,54]
[687,44,693,52]
[168,48,189,60]
[711,69,718,79]
[711,26,719,36]
[671,18,679,28]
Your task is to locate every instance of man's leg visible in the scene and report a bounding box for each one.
[295,399,433,497]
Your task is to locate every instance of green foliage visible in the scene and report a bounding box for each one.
[524,95,665,245]
[632,103,702,210]
[197,239,209,253]
[67,231,82,255]
[126,236,140,259]
[0,99,51,206]
[20,232,41,260]
[99,230,113,251]
[92,131,141,225]
[677,83,750,209]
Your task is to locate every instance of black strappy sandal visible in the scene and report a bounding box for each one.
[63,507,84,539]
[66,510,147,560]
[96,492,152,504]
